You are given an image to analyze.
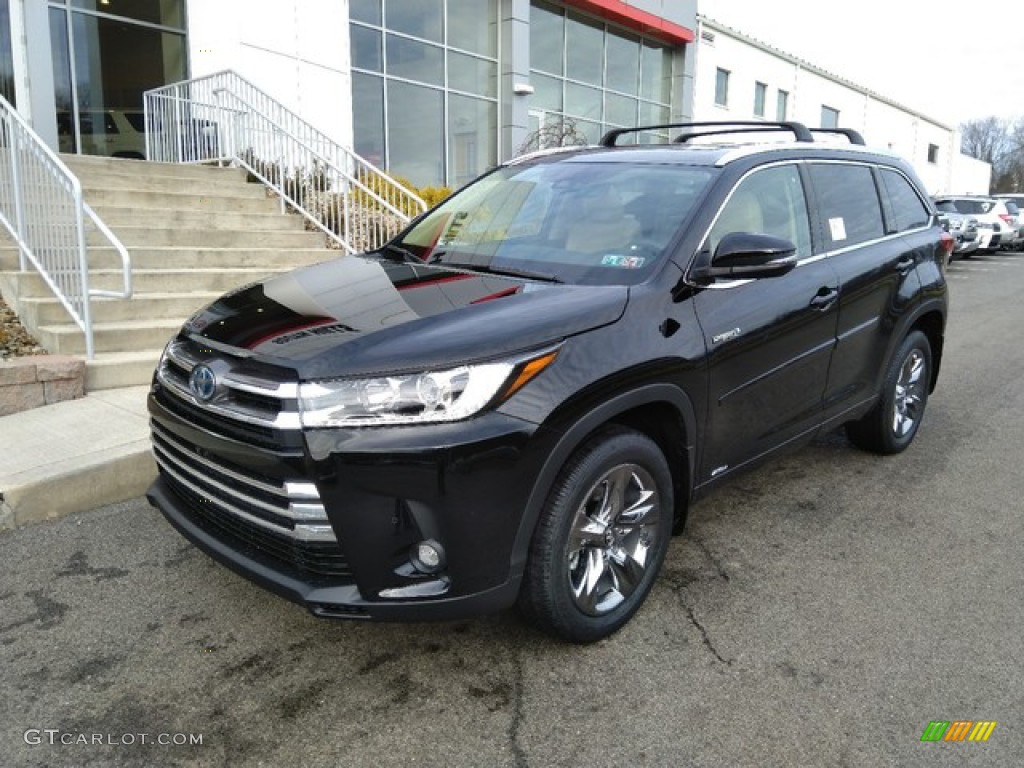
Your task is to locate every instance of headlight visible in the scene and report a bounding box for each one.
[298,348,558,427]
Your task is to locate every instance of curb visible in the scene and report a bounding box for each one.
[0,442,156,530]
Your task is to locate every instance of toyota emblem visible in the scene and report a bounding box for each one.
[189,364,218,402]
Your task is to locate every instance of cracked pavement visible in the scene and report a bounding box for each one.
[2,253,1024,766]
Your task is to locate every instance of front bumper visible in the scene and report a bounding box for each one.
[147,387,553,622]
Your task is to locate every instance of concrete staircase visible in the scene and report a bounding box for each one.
[0,154,338,390]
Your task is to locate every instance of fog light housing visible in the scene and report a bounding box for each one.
[410,539,446,574]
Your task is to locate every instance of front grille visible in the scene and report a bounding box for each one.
[156,338,301,436]
[152,421,351,577]
[155,388,283,449]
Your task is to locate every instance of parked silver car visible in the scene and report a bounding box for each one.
[936,205,980,260]
[996,199,1024,250]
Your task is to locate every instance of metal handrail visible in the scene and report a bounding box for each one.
[144,70,427,254]
[0,95,132,359]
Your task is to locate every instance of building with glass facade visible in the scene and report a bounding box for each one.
[2,0,697,187]
[2,1,982,193]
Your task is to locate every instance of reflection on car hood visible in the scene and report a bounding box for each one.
[182,254,628,378]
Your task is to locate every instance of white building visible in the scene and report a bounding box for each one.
[690,17,991,195]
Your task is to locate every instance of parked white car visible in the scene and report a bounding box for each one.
[57,109,146,159]
[932,196,1014,253]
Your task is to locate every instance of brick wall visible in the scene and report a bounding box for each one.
[0,357,85,416]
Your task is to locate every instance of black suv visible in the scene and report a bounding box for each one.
[147,122,951,642]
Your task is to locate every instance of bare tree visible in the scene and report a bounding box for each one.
[1003,118,1024,192]
[959,116,1024,193]
[960,117,1011,165]
[517,116,589,156]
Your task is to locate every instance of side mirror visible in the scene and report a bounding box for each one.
[692,232,798,281]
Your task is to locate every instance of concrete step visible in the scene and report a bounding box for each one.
[90,246,334,270]
[76,169,263,196]
[60,154,248,183]
[87,225,325,249]
[85,350,164,390]
[36,318,184,355]
[1,246,336,272]
[9,267,287,297]
[79,188,278,212]
[17,291,220,327]
[86,206,307,232]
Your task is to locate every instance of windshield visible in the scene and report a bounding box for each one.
[391,159,714,285]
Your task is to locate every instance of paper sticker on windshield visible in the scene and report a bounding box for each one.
[828,217,847,242]
[601,254,645,268]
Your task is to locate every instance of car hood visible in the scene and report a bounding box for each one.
[182,254,628,378]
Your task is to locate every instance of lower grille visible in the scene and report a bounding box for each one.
[165,475,352,577]
[151,421,351,577]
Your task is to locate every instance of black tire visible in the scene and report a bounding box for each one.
[846,330,932,455]
[517,426,673,643]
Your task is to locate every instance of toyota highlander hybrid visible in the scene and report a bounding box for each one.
[147,121,950,643]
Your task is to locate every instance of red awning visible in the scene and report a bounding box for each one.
[560,0,695,44]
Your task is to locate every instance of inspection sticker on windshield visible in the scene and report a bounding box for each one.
[601,254,645,268]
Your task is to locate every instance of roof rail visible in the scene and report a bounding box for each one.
[809,128,866,145]
[600,120,814,147]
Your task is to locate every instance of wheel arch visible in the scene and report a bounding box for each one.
[510,382,698,582]
[909,306,945,392]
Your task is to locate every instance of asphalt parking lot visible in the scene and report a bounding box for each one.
[2,250,1023,768]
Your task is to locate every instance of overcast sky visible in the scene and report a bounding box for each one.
[702,0,1023,129]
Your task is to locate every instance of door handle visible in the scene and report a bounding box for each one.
[896,257,915,272]
[810,287,839,311]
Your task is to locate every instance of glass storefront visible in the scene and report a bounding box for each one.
[350,0,499,188]
[48,0,187,157]
[529,0,674,146]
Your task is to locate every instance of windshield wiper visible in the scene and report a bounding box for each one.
[439,262,563,284]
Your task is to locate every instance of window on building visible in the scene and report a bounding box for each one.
[50,1,187,156]
[821,105,840,129]
[0,1,14,106]
[715,68,730,107]
[776,90,788,121]
[927,143,939,164]
[753,81,767,118]
[528,1,675,147]
[808,163,885,249]
[350,0,499,187]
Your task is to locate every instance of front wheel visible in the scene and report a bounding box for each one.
[846,330,932,454]
[517,426,673,643]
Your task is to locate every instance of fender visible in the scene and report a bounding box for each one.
[507,380,698,583]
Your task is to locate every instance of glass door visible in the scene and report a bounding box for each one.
[48,0,187,158]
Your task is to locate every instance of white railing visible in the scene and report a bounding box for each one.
[0,95,132,359]
[144,70,426,254]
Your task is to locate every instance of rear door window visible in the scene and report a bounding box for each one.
[808,164,885,250]
[879,169,930,233]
